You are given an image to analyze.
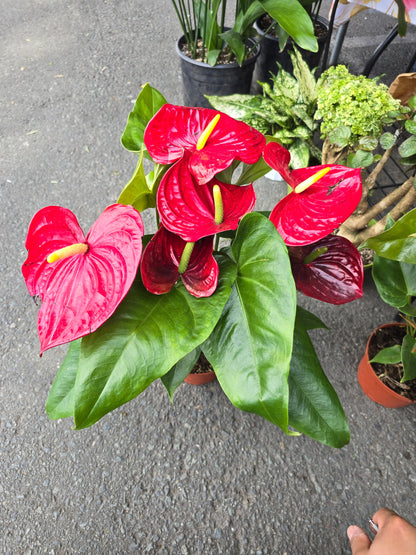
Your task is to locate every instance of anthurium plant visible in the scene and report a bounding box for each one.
[22,84,365,448]
[361,209,416,383]
[172,0,317,66]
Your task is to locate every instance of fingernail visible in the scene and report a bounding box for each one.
[347,525,364,540]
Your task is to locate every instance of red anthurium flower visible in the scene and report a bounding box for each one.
[264,142,362,246]
[22,204,144,353]
[141,225,218,298]
[157,153,256,242]
[144,103,265,185]
[289,234,364,305]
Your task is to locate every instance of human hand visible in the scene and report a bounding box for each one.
[348,507,416,554]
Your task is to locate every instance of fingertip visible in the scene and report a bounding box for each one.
[347,525,371,553]
[347,525,365,541]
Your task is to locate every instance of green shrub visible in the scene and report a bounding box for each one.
[316,65,401,143]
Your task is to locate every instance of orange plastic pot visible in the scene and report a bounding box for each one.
[358,324,415,408]
[184,370,216,385]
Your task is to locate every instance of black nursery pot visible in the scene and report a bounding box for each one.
[176,34,261,109]
[252,15,329,90]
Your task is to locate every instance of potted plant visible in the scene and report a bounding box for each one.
[316,65,416,249]
[252,0,329,88]
[207,47,321,168]
[22,83,365,448]
[172,0,318,107]
[358,210,416,407]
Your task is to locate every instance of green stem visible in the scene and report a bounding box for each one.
[303,247,328,265]
[214,234,220,252]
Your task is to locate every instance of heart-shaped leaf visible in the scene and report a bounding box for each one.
[46,339,81,419]
[202,212,297,433]
[370,345,402,365]
[121,84,167,152]
[161,347,202,400]
[362,207,416,263]
[71,254,236,428]
[288,307,350,448]
[402,334,416,382]
[118,148,163,211]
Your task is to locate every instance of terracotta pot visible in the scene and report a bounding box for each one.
[184,370,216,385]
[358,324,415,408]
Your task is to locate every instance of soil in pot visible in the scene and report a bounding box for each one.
[185,352,216,385]
[177,34,260,108]
[368,325,416,401]
[252,14,328,89]
[179,38,257,65]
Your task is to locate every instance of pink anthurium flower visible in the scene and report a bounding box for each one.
[22,204,144,353]
[263,142,362,246]
[157,153,256,242]
[144,103,266,185]
[140,225,218,298]
[289,234,364,305]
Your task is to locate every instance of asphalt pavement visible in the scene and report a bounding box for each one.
[1,1,416,553]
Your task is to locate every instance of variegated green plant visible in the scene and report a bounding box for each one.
[207,47,320,168]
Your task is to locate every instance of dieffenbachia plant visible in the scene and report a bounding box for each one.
[22,84,364,448]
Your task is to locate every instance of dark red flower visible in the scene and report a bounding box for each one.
[263,142,362,246]
[144,104,265,185]
[140,226,218,298]
[157,153,256,242]
[289,234,364,305]
[22,204,144,353]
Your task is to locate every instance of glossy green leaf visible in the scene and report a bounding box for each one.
[359,136,378,151]
[405,119,416,135]
[362,208,416,263]
[379,132,395,150]
[236,137,282,185]
[402,334,416,381]
[401,262,416,296]
[288,308,350,448]
[409,95,416,110]
[260,0,317,52]
[46,339,81,419]
[399,135,416,158]
[295,305,328,331]
[219,29,246,65]
[202,212,297,433]
[328,126,351,148]
[161,347,201,400]
[349,149,374,168]
[234,0,264,35]
[121,84,167,152]
[372,254,408,308]
[370,345,402,365]
[289,139,310,169]
[117,148,157,211]
[71,254,237,429]
[400,154,416,166]
[290,47,316,105]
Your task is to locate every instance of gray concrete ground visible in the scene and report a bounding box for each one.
[1,1,416,553]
